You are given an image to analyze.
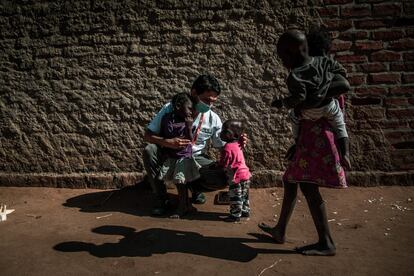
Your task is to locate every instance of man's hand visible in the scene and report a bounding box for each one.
[239,133,249,149]
[163,137,191,149]
[271,99,283,108]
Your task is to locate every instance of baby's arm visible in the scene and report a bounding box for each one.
[185,117,193,141]
[330,59,347,78]
[325,58,350,98]
[326,74,351,98]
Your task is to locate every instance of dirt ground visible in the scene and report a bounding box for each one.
[0,185,413,276]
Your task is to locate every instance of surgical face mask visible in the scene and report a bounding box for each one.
[195,100,211,113]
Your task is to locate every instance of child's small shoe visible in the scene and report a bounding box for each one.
[224,215,241,223]
[241,211,250,218]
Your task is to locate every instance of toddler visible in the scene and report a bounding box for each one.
[219,119,251,222]
[158,92,200,218]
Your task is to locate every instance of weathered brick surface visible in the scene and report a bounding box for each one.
[0,0,320,187]
[318,0,414,181]
[356,62,386,73]
[372,30,405,41]
[341,5,371,18]
[0,0,413,188]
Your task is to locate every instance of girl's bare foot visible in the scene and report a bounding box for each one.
[295,242,336,256]
[258,222,286,244]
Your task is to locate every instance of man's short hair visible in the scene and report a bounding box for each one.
[191,74,221,95]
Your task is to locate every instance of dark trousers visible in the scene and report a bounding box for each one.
[143,144,227,201]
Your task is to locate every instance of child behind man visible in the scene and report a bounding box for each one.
[272,28,351,169]
[219,119,251,222]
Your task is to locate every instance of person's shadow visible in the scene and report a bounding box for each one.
[54,225,295,262]
[63,185,230,221]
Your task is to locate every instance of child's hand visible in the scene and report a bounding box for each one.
[164,137,191,149]
[239,133,249,149]
[271,99,283,108]
[185,116,193,125]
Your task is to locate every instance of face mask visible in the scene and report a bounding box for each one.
[195,100,211,113]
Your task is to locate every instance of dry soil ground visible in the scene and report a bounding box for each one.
[0,186,413,276]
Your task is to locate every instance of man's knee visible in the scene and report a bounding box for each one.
[143,144,162,170]
[196,170,227,191]
[143,144,158,160]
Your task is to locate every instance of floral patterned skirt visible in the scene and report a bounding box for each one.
[283,118,347,189]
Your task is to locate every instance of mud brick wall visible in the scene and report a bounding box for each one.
[0,0,413,188]
[318,0,414,175]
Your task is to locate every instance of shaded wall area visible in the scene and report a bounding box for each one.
[0,0,413,187]
[322,0,414,173]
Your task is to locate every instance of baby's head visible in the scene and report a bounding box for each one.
[220,119,244,143]
[306,27,332,57]
[277,29,309,69]
[171,93,194,120]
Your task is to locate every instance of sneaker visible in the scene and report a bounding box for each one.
[192,192,206,204]
[241,212,250,218]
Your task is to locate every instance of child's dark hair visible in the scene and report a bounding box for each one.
[191,74,221,95]
[276,29,307,58]
[223,119,244,139]
[306,27,332,57]
[171,92,194,110]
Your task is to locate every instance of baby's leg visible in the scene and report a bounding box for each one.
[296,183,336,256]
[337,137,351,169]
[258,182,298,243]
[170,182,189,219]
[288,110,301,140]
[184,183,196,213]
[325,100,351,169]
[326,74,351,98]
[286,110,300,160]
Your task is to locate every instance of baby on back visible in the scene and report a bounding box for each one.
[272,28,351,169]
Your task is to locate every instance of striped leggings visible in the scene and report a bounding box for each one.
[228,180,250,218]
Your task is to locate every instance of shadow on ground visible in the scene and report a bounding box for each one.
[63,185,228,221]
[54,225,296,262]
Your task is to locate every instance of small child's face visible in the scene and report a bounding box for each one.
[279,42,307,69]
[175,100,193,120]
[220,123,239,142]
[279,42,302,69]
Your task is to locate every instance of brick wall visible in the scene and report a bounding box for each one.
[318,0,414,174]
[0,0,413,187]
